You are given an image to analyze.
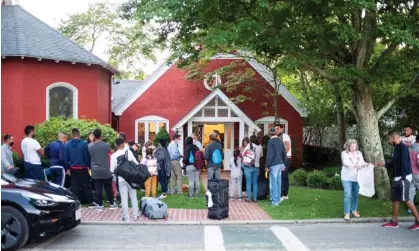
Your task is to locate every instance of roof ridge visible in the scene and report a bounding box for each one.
[3,5,117,73]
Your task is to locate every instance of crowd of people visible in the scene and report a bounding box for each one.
[340,125,419,231]
[4,123,417,229]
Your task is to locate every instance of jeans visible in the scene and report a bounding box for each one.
[243,165,259,200]
[186,165,200,197]
[207,167,221,180]
[158,168,168,194]
[145,176,158,197]
[269,164,283,204]
[229,176,242,199]
[44,166,65,186]
[170,160,183,193]
[409,174,419,203]
[119,179,139,221]
[24,162,45,180]
[281,158,292,197]
[94,177,114,206]
[342,180,360,214]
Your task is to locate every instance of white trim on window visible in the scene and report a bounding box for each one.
[46,82,78,120]
[255,116,289,134]
[135,115,169,143]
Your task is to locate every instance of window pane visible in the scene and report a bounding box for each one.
[194,110,202,117]
[138,123,145,144]
[149,122,157,141]
[218,108,228,117]
[49,86,73,119]
[231,111,237,117]
[159,122,167,131]
[207,97,216,106]
[204,108,215,117]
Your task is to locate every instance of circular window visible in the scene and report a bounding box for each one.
[204,73,221,91]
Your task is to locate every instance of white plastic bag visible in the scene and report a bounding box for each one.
[358,164,375,197]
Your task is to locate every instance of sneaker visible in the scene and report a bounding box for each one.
[408,209,412,214]
[121,217,129,222]
[177,191,183,195]
[282,196,289,200]
[408,221,419,231]
[382,220,399,228]
[271,202,280,207]
[238,198,242,201]
[132,216,139,221]
[344,214,350,221]
[110,203,118,210]
[229,197,234,201]
[245,198,252,203]
[88,202,98,208]
[96,206,104,212]
[252,199,258,203]
[159,194,167,199]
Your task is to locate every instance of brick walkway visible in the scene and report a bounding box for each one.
[81,171,272,222]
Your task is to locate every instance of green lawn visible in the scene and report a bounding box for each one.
[136,176,207,209]
[259,186,415,220]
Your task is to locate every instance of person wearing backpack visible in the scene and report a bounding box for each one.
[204,133,224,180]
[141,147,158,197]
[183,136,203,198]
[242,135,263,203]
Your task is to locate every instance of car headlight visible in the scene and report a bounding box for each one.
[21,192,58,207]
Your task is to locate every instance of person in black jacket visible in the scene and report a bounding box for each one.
[183,136,200,198]
[382,130,419,231]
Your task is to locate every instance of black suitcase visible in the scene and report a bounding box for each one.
[207,179,229,220]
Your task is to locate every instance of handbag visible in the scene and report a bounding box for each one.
[113,151,151,185]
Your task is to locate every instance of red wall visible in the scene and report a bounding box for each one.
[1,58,112,154]
[118,59,304,165]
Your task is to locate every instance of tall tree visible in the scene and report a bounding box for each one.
[58,1,155,79]
[124,0,419,199]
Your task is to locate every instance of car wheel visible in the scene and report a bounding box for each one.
[1,206,29,251]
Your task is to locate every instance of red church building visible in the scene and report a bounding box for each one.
[112,54,307,169]
[1,4,117,150]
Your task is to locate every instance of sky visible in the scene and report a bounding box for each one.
[16,0,168,76]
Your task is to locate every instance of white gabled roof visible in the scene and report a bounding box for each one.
[171,89,262,131]
[114,54,307,117]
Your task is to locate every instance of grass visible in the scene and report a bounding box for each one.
[139,176,207,209]
[259,186,416,220]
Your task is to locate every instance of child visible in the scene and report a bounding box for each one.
[110,137,139,221]
[229,149,242,200]
[141,148,158,197]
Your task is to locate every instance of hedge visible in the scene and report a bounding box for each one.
[306,170,328,189]
[35,117,117,147]
[292,169,308,186]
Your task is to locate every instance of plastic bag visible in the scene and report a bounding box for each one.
[358,164,375,197]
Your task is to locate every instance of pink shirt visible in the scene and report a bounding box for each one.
[409,151,419,174]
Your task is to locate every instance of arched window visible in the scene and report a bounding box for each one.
[46,83,78,119]
[135,116,169,144]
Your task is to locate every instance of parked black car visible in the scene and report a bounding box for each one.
[1,173,81,251]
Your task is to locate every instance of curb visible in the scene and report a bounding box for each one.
[80,216,416,226]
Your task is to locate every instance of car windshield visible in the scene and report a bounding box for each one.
[1,173,19,184]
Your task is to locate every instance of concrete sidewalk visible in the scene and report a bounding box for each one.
[81,215,417,225]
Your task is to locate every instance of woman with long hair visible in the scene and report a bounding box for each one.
[242,135,263,203]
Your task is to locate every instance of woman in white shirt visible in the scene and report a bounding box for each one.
[341,139,371,221]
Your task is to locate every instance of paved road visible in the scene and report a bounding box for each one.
[22,223,418,251]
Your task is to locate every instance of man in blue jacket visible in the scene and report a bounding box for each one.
[65,128,95,207]
[44,132,67,185]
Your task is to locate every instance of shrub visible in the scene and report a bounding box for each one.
[153,127,170,146]
[328,175,343,190]
[323,166,341,177]
[35,117,117,147]
[292,169,308,186]
[306,170,328,188]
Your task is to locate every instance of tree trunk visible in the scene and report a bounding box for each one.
[333,84,346,149]
[351,81,390,200]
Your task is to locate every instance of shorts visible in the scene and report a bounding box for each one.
[391,179,410,202]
